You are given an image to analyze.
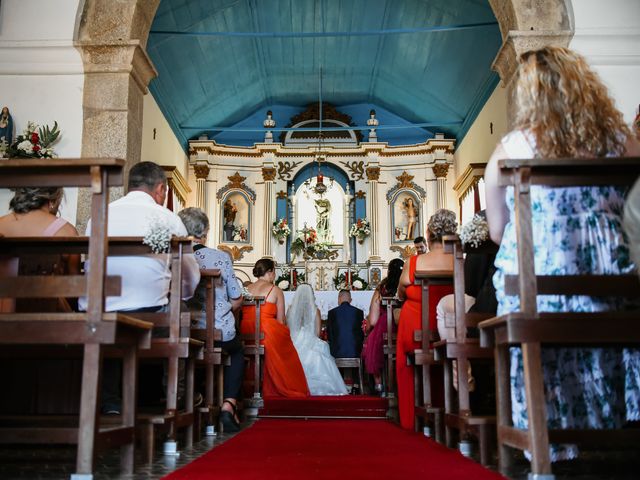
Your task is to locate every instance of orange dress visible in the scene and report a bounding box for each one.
[241,300,309,398]
[396,255,453,429]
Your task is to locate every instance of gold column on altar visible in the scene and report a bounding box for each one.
[433,163,449,210]
[262,165,277,258]
[194,164,210,213]
[366,165,381,259]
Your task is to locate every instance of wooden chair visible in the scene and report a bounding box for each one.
[0,159,153,480]
[241,297,265,409]
[411,270,453,442]
[433,235,497,465]
[130,238,204,462]
[334,357,365,394]
[478,156,640,479]
[190,269,227,437]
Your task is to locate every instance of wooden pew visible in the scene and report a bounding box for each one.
[433,235,497,464]
[241,297,266,409]
[0,158,153,479]
[411,270,453,442]
[128,238,204,461]
[479,156,640,478]
[190,269,228,437]
[381,296,400,414]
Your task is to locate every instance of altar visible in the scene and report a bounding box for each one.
[283,290,374,319]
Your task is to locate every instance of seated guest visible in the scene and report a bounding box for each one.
[286,284,348,396]
[241,258,309,398]
[79,161,200,414]
[179,207,244,432]
[396,208,457,430]
[625,178,640,274]
[485,46,640,461]
[413,236,427,255]
[362,258,403,395]
[0,187,79,312]
[327,290,365,359]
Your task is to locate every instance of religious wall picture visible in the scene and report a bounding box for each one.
[220,191,251,244]
[390,191,421,243]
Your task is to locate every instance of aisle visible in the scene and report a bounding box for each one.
[163,419,504,480]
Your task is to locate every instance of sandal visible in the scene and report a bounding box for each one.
[220,400,241,433]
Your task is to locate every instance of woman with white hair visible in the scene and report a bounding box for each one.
[287,284,348,396]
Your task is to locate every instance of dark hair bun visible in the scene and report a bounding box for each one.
[253,258,275,278]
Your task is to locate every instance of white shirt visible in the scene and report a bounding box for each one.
[79,191,200,312]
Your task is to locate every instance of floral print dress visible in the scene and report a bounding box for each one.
[493,130,640,461]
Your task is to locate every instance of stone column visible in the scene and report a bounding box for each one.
[262,165,277,258]
[194,164,210,213]
[433,163,449,210]
[366,165,381,259]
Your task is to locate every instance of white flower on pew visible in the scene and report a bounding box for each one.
[459,213,489,248]
[241,285,254,301]
[142,216,172,253]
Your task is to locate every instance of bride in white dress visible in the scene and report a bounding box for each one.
[286,284,348,396]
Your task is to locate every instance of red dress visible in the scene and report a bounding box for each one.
[241,293,309,398]
[396,255,453,429]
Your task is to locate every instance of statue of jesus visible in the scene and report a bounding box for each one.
[314,198,332,242]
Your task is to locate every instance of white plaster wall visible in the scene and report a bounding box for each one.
[569,0,640,123]
[0,0,84,224]
[141,93,189,176]
[454,85,508,181]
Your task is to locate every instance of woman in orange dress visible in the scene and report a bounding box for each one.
[241,258,309,398]
[396,209,457,429]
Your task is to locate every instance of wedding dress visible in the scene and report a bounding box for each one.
[286,284,348,396]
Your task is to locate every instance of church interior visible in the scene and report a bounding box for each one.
[0,0,639,479]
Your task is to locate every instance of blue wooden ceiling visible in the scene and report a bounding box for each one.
[148,0,501,149]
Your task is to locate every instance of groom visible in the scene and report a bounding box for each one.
[327,290,364,359]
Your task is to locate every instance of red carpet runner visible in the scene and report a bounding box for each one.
[163,419,505,480]
[259,395,387,417]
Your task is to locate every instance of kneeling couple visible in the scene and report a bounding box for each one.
[241,259,347,397]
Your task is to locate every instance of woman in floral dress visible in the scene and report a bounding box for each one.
[485,46,640,461]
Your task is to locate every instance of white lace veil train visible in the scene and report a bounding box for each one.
[286,283,317,339]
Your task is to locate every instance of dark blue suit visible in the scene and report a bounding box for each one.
[327,302,364,358]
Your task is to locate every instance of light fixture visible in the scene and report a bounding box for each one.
[263,110,276,143]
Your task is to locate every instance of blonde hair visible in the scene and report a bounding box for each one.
[515,46,630,158]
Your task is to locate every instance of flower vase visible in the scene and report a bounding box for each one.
[278,237,285,245]
[357,237,365,245]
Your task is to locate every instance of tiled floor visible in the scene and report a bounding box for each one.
[0,422,638,479]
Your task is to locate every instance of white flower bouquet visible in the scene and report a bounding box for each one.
[272,218,291,243]
[143,217,172,253]
[349,218,371,244]
[7,121,60,158]
[459,213,490,248]
[277,280,290,290]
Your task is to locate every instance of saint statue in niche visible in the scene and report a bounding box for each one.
[314,198,332,242]
[0,106,13,146]
[403,197,418,240]
[223,199,238,241]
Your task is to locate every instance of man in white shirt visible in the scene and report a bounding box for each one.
[80,161,200,413]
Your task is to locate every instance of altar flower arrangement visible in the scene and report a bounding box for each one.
[349,218,371,244]
[143,217,172,253]
[459,213,489,248]
[233,224,248,242]
[334,271,369,291]
[6,121,60,158]
[271,218,291,244]
[275,268,306,291]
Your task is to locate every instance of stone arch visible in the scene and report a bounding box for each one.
[71,0,573,227]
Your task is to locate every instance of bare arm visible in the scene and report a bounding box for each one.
[484,143,510,245]
[181,254,201,300]
[274,287,286,324]
[367,289,381,331]
[397,260,411,301]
